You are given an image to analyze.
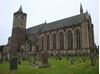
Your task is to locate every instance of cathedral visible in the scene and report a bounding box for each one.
[7,4,94,55]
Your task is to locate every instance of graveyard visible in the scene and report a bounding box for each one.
[0,56,99,74]
[0,0,99,74]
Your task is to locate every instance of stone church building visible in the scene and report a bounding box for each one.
[7,4,94,55]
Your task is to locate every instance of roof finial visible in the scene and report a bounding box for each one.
[80,3,83,14]
[19,5,23,12]
[45,20,47,24]
[86,9,88,14]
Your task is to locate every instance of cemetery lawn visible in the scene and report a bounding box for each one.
[0,57,99,74]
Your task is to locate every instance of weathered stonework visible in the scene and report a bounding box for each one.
[7,5,95,55]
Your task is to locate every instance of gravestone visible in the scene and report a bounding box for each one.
[5,56,8,61]
[31,53,38,66]
[0,53,3,63]
[42,51,48,64]
[70,55,75,64]
[0,58,3,63]
[10,56,17,70]
[18,60,21,64]
[82,54,86,62]
[56,51,62,60]
[90,52,96,66]
[40,51,49,68]
[32,54,36,65]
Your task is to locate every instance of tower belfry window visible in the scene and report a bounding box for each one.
[22,16,24,19]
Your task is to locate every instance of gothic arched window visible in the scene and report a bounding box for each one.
[46,35,50,50]
[75,29,81,49]
[52,33,56,50]
[41,36,44,51]
[59,32,64,49]
[67,30,73,49]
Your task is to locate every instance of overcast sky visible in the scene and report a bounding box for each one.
[0,0,99,46]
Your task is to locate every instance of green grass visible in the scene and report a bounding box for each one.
[0,57,99,74]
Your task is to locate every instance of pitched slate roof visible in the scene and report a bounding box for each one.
[26,12,88,34]
[26,23,45,34]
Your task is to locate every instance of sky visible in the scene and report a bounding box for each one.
[0,0,99,46]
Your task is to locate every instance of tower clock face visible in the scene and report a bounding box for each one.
[13,12,26,29]
[18,21,23,28]
[17,16,21,19]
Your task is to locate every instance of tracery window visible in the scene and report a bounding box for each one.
[67,30,73,49]
[75,29,81,49]
[46,35,50,50]
[59,32,64,49]
[52,33,56,50]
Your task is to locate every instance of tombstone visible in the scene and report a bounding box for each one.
[90,52,96,66]
[0,53,3,63]
[82,54,86,62]
[0,58,3,63]
[18,60,21,64]
[70,54,75,64]
[33,54,36,64]
[10,56,17,70]
[40,51,49,68]
[31,53,37,66]
[42,51,48,64]
[70,58,74,64]
[56,51,62,60]
[66,53,71,60]
[17,54,21,64]
[78,53,82,63]
[5,56,8,61]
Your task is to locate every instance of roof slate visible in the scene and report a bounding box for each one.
[26,12,87,34]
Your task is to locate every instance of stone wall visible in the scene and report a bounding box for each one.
[38,25,82,51]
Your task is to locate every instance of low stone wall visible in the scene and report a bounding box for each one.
[47,49,91,56]
[17,49,91,59]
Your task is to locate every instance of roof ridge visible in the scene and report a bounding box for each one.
[47,12,86,25]
[26,12,87,34]
[27,23,44,30]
